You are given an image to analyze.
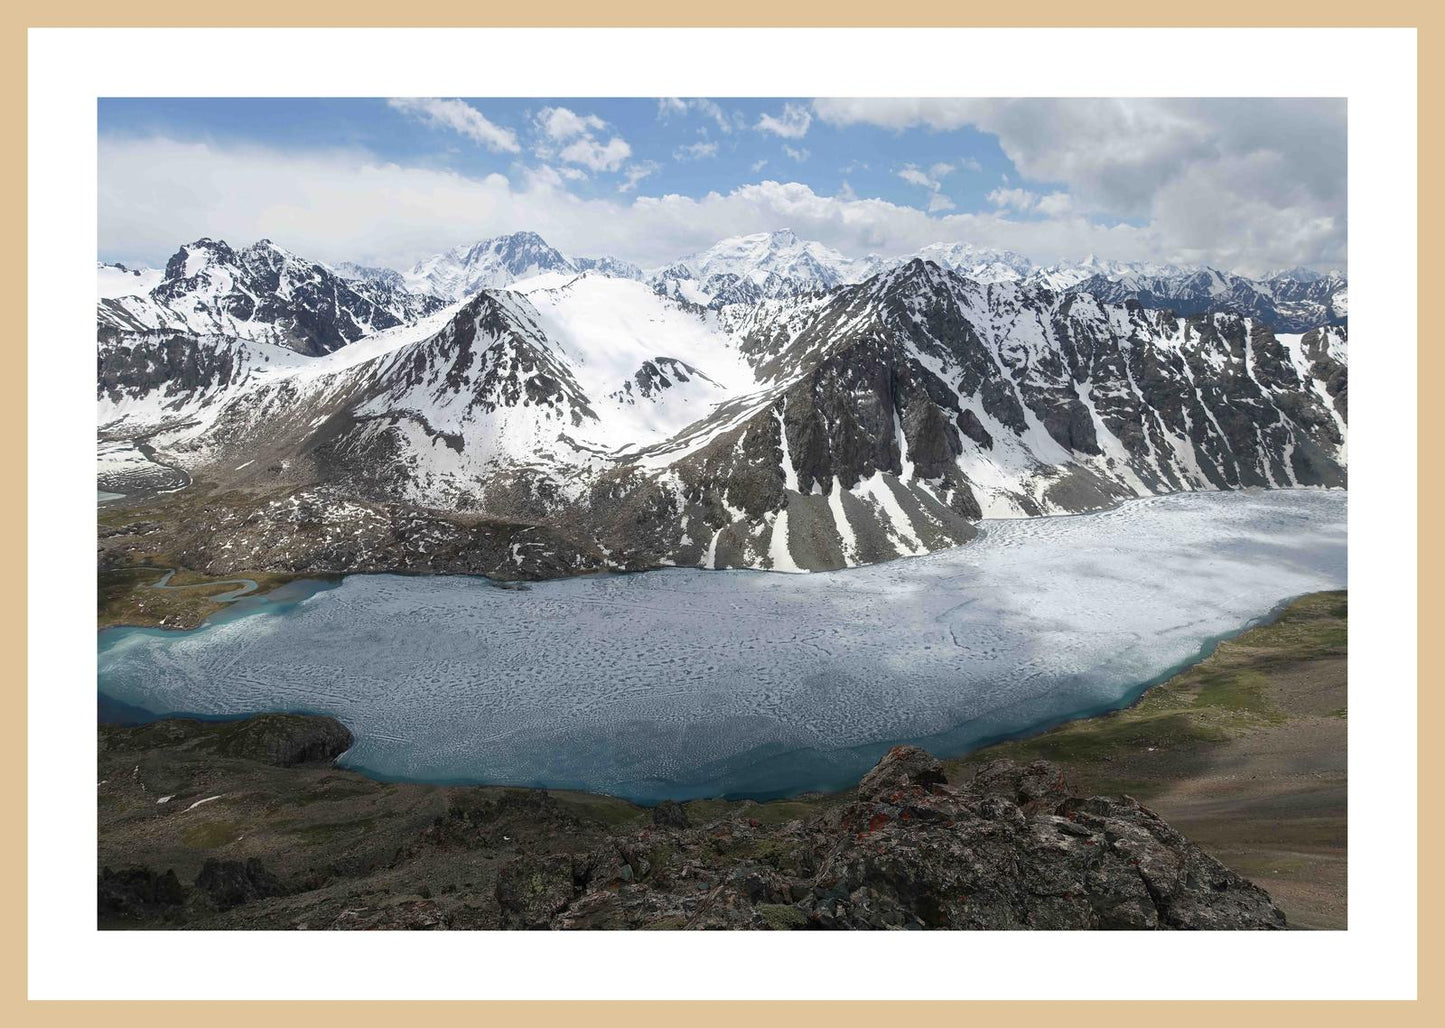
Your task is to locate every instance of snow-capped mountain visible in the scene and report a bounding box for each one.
[911,242,1035,284]
[97,261,164,300]
[640,231,1345,332]
[1063,266,1348,333]
[99,253,1346,579]
[648,229,885,308]
[97,238,446,356]
[403,231,643,300]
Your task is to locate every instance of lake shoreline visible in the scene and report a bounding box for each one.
[96,589,1346,930]
[97,587,1312,801]
[97,484,1347,633]
[97,489,1347,804]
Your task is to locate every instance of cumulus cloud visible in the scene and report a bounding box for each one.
[782,145,810,163]
[386,98,519,153]
[814,97,1347,271]
[756,103,812,139]
[750,158,769,173]
[988,186,1038,211]
[559,135,631,172]
[535,106,606,141]
[98,136,1176,272]
[99,110,1344,276]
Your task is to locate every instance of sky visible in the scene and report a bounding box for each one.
[97,97,1346,277]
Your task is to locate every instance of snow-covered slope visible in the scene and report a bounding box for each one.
[97,238,446,356]
[640,230,1346,332]
[101,254,1347,577]
[404,231,643,300]
[1061,266,1348,333]
[97,262,163,299]
[648,229,887,308]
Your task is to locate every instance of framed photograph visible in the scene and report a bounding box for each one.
[10,5,1431,1021]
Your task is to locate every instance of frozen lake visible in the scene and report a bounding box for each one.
[97,489,1346,802]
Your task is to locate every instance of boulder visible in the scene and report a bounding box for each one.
[856,745,947,800]
[651,799,690,829]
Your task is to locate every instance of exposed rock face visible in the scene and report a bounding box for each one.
[545,748,1285,930]
[1064,267,1348,333]
[98,239,1347,578]
[98,723,1285,931]
[211,714,354,767]
[97,866,185,919]
[97,238,445,356]
[194,858,284,910]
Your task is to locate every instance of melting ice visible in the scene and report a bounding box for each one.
[98,489,1346,802]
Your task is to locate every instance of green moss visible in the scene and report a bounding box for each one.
[946,590,1347,790]
[288,817,378,845]
[757,903,808,930]
[550,791,648,828]
[183,820,241,849]
[97,565,298,630]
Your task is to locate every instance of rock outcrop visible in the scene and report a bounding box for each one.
[544,748,1285,930]
[97,719,1285,931]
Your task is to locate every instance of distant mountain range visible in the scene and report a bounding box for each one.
[96,229,1347,578]
[101,228,1347,334]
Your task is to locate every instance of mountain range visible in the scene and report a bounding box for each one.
[97,230,1348,578]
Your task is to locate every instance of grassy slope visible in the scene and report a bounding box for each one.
[947,590,1348,928]
[98,582,1348,927]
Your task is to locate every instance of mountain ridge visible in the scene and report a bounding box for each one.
[97,235,1347,579]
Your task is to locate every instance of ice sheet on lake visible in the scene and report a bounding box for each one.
[97,489,1346,802]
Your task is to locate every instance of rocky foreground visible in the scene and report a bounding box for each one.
[99,715,1284,930]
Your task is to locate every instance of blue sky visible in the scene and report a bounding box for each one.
[97,98,1345,275]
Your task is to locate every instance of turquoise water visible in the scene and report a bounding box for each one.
[97,489,1347,803]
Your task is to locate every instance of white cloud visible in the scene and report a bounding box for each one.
[1034,191,1073,217]
[674,141,718,161]
[782,145,810,163]
[692,98,735,134]
[836,181,858,202]
[897,166,937,190]
[559,135,632,173]
[959,157,982,173]
[98,133,1337,276]
[386,98,520,153]
[988,187,1038,211]
[536,106,607,142]
[658,97,736,133]
[900,163,959,214]
[814,98,1347,271]
[756,103,812,139]
[618,161,661,193]
[750,158,769,173]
